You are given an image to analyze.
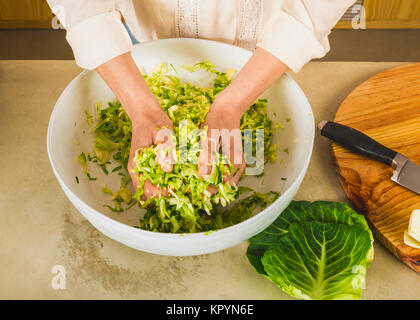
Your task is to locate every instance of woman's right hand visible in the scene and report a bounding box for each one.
[96,53,174,198]
[126,98,174,198]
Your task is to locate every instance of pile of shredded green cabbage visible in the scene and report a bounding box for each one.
[79,60,279,233]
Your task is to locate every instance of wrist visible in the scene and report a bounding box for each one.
[213,90,249,117]
[124,94,162,121]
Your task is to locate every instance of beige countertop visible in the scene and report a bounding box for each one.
[1,60,419,300]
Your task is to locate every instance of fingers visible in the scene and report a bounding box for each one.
[199,126,245,185]
[143,179,170,198]
[154,127,175,172]
[128,124,154,189]
[227,159,245,186]
[128,164,138,189]
[220,128,243,167]
[221,129,245,183]
[198,127,218,177]
[207,185,218,195]
[128,147,142,190]
[128,124,175,199]
[220,130,245,186]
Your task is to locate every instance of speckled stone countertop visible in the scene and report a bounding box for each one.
[0,60,419,299]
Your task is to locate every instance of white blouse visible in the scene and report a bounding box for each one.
[47,0,356,72]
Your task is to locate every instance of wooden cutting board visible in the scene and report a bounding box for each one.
[332,63,420,273]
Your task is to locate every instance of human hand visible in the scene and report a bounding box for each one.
[126,98,174,198]
[198,95,246,187]
[198,48,289,186]
[96,53,176,198]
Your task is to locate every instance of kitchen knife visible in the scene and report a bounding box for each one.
[318,120,420,194]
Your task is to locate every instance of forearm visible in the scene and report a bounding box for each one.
[96,53,160,120]
[216,47,288,116]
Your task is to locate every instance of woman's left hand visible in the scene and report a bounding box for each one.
[198,95,246,186]
[198,47,289,186]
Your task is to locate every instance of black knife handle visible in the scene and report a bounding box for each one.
[319,121,397,167]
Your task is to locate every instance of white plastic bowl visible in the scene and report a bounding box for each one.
[47,39,314,256]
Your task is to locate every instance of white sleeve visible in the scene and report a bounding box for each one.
[257,0,356,72]
[47,0,133,70]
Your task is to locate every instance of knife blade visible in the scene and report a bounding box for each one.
[318,120,420,194]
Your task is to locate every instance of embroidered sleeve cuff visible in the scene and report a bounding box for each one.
[257,12,328,73]
[66,11,133,70]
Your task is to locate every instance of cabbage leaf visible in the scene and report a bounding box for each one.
[247,201,374,300]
